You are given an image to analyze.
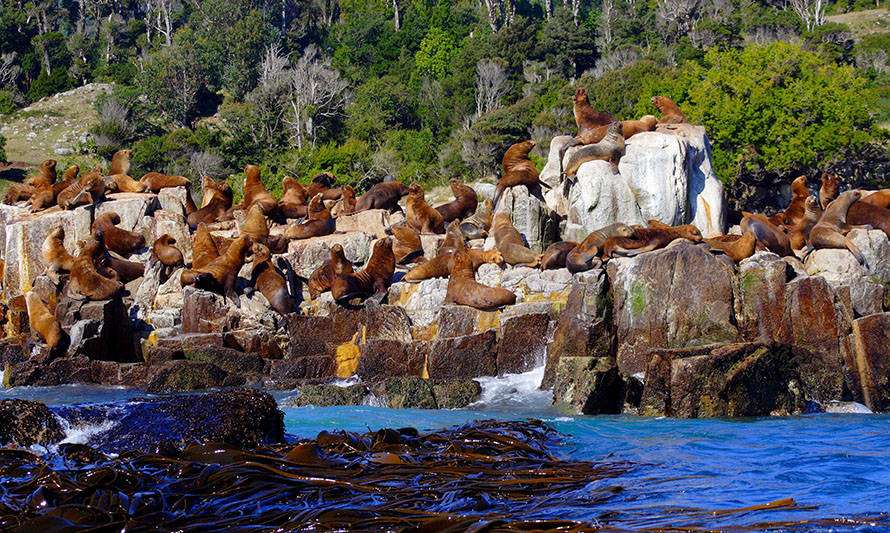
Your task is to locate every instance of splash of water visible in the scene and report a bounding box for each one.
[469,365,554,412]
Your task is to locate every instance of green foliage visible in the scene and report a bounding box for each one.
[0,90,14,114]
[415,27,457,80]
[27,68,74,101]
[0,132,6,163]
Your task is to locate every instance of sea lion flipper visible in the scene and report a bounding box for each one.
[845,237,868,268]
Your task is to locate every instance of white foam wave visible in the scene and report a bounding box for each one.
[824,401,873,414]
[468,365,553,412]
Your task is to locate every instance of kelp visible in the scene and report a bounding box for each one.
[0,420,885,532]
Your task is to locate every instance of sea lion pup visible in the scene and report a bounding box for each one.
[278,176,309,219]
[355,181,410,213]
[42,227,76,273]
[603,224,703,257]
[492,212,542,267]
[231,165,278,216]
[4,183,35,204]
[787,196,822,250]
[192,223,220,270]
[820,173,839,210]
[247,242,295,315]
[331,237,395,305]
[494,140,549,208]
[460,198,494,240]
[330,185,357,217]
[651,96,688,124]
[621,115,657,139]
[809,190,868,265]
[28,159,57,188]
[107,149,146,193]
[390,225,425,265]
[25,291,67,356]
[848,199,890,239]
[704,232,757,262]
[435,179,478,223]
[403,248,504,281]
[68,231,124,300]
[782,176,809,227]
[562,121,625,177]
[444,249,516,310]
[740,213,792,257]
[566,223,635,273]
[540,241,579,270]
[285,193,335,239]
[406,183,445,234]
[308,244,354,299]
[92,211,146,256]
[139,172,191,192]
[57,168,105,209]
[151,234,185,277]
[180,234,252,299]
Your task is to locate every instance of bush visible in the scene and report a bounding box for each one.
[27,68,75,101]
[0,90,15,115]
[0,133,7,163]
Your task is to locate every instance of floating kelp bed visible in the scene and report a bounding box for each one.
[0,419,886,532]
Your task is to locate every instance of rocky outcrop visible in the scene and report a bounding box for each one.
[0,399,65,447]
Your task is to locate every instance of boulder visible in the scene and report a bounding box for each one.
[426,330,497,379]
[58,295,139,363]
[182,286,240,334]
[388,278,448,327]
[736,252,790,342]
[182,345,266,375]
[850,313,890,412]
[269,355,336,385]
[157,186,191,217]
[8,355,120,387]
[804,248,884,317]
[153,268,185,310]
[374,376,437,409]
[285,232,374,278]
[144,360,228,393]
[286,314,334,358]
[152,209,193,264]
[0,399,65,447]
[552,356,624,415]
[334,209,404,235]
[437,304,500,338]
[433,380,482,409]
[356,339,425,381]
[95,192,158,242]
[287,384,369,407]
[492,185,559,252]
[496,312,550,375]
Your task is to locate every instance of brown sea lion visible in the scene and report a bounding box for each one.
[355,181,410,213]
[68,231,124,300]
[390,225,425,265]
[25,291,66,355]
[92,211,146,256]
[42,227,76,273]
[862,189,890,209]
[233,165,277,216]
[57,168,105,209]
[810,190,867,264]
[4,183,35,204]
[285,193,335,239]
[820,173,839,210]
[107,149,146,193]
[189,179,233,226]
[652,96,688,124]
[406,183,445,234]
[308,244,354,299]
[308,172,344,201]
[740,213,792,257]
[139,172,191,192]
[437,220,466,256]
[492,212,542,267]
[562,121,625,177]
[540,241,579,270]
[180,234,252,299]
[435,179,478,223]
[192,223,220,270]
[573,88,617,138]
[566,223,635,273]
[27,159,57,188]
[494,140,549,208]
[788,196,822,250]
[279,176,309,219]
[460,198,494,240]
[704,232,757,262]
[330,185,357,217]
[241,202,289,254]
[28,182,56,211]
[621,115,657,139]
[603,224,703,257]
[152,234,185,278]
[104,252,145,282]
[331,237,395,305]
[200,176,233,208]
[848,200,890,240]
[403,249,504,282]
[783,176,809,227]
[444,249,516,310]
[248,242,295,315]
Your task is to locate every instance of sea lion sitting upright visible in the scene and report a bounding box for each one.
[437,220,466,256]
[331,237,395,305]
[603,224,703,257]
[573,87,616,139]
[330,185,357,217]
[494,140,548,208]
[279,176,309,219]
[247,242,295,315]
[704,232,757,262]
[234,165,278,216]
[565,223,634,273]
[51,165,80,198]
[189,178,233,226]
[355,181,409,213]
[740,213,792,257]
[809,190,867,265]
[285,193,335,239]
[42,227,76,273]
[180,234,252,300]
[152,234,185,279]
[492,212,542,267]
[200,176,233,208]
[620,115,657,139]
[444,249,516,311]
[820,173,839,210]
[783,176,809,227]
[406,183,445,234]
[787,196,822,250]
[139,172,191,192]
[390,225,425,265]
[68,231,124,301]
[651,96,688,124]
[308,244,354,299]
[562,121,625,177]
[28,159,57,188]
[92,211,145,256]
[192,223,220,270]
[25,291,67,356]
[460,198,494,240]
[107,149,146,193]
[435,179,478,223]
[540,241,579,270]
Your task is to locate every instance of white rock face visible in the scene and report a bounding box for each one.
[540,124,725,239]
[492,185,557,252]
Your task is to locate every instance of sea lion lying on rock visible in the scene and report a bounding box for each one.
[540,241,579,270]
[603,224,702,257]
[308,244,354,299]
[330,185,357,217]
[562,121,625,177]
[460,198,493,240]
[331,238,395,305]
[809,190,867,265]
[57,169,105,209]
[390,225,425,265]
[435,179,477,223]
[740,213,792,257]
[444,249,516,311]
[621,115,657,139]
[652,96,688,124]
[704,232,757,262]
[566,223,634,273]
[189,178,233,226]
[847,199,890,240]
[355,181,409,213]
[107,149,146,193]
[140,172,190,193]
[285,194,335,240]
[494,140,548,207]
[92,211,146,256]
[279,176,309,219]
[403,249,504,281]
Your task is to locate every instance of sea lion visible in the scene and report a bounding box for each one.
[820,173,839,210]
[566,223,635,273]
[848,199,890,240]
[279,176,309,219]
[435,179,478,223]
[330,237,395,305]
[492,212,542,267]
[540,241,579,270]
[285,193,335,239]
[139,172,191,192]
[704,232,757,262]
[406,183,445,234]
[562,121,625,177]
[104,252,145,283]
[494,140,549,208]
[308,244,354,299]
[308,172,344,201]
[27,159,57,188]
[652,96,688,124]
[242,202,288,254]
[107,149,146,193]
[810,190,867,264]
[180,234,252,299]
[460,198,494,240]
[189,179,233,226]
[192,223,220,270]
[740,213,793,257]
[248,242,295,315]
[444,249,516,310]
[28,182,56,211]
[355,181,409,213]
[68,231,124,300]
[621,115,657,139]
[787,196,822,250]
[783,176,809,227]
[92,211,146,256]
[42,227,76,273]
[200,176,233,208]
[4,183,35,204]
[330,185,357,217]
[403,249,504,281]
[61,164,80,182]
[233,165,277,216]
[152,234,185,278]
[437,220,466,256]
[862,189,890,209]
[573,88,616,138]
[390,225,425,265]
[25,291,66,355]
[603,224,703,257]
[57,169,105,209]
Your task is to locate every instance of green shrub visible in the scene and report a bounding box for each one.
[27,69,75,101]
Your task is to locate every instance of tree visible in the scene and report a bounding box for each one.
[415,27,456,80]
[139,35,206,126]
[284,44,350,150]
[789,0,826,33]
[475,59,511,116]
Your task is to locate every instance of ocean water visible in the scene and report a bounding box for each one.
[3,366,890,530]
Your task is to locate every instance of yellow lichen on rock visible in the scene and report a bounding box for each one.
[335,329,363,378]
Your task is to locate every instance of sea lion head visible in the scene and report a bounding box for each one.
[374,236,394,254]
[804,195,820,214]
[49,226,65,242]
[245,165,261,182]
[104,211,122,225]
[114,149,132,161]
[308,193,324,213]
[607,120,624,137]
[651,96,665,109]
[157,234,176,246]
[821,173,838,189]
[312,172,334,187]
[342,185,355,199]
[573,87,587,104]
[251,242,271,262]
[791,175,808,195]
[42,159,57,173]
[484,249,505,265]
[91,229,106,246]
[63,165,80,181]
[679,224,703,243]
[408,183,425,198]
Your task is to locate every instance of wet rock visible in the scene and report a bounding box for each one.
[850,313,890,412]
[269,355,336,384]
[736,252,790,342]
[144,360,228,393]
[356,339,425,381]
[286,314,334,358]
[0,337,26,367]
[182,346,266,375]
[426,330,497,380]
[0,399,65,447]
[287,384,369,407]
[225,329,285,359]
[433,380,482,409]
[437,305,499,338]
[374,376,437,409]
[496,312,549,375]
[8,355,119,386]
[551,355,623,415]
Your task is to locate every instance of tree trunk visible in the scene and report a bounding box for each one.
[393,0,400,30]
